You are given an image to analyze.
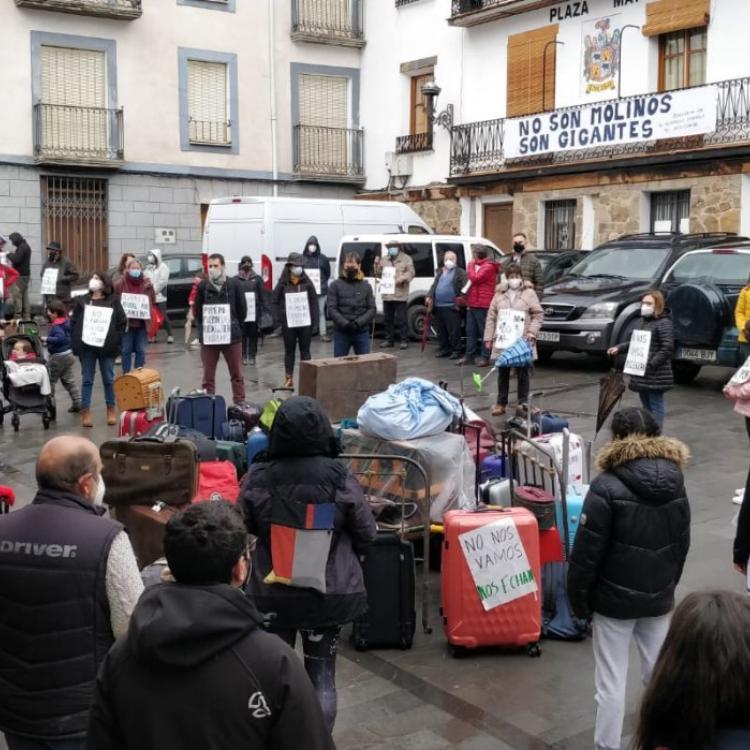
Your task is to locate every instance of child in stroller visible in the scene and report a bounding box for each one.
[1,328,55,431]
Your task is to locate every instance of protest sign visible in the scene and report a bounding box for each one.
[244,292,256,323]
[379,267,396,296]
[623,330,652,377]
[120,293,151,320]
[82,305,113,347]
[495,309,526,350]
[202,304,232,345]
[729,356,750,386]
[285,293,311,328]
[307,269,322,296]
[41,268,59,296]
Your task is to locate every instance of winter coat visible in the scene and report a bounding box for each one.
[467,257,498,309]
[723,371,750,419]
[0,263,19,300]
[327,271,376,334]
[568,435,691,620]
[194,277,247,345]
[503,252,544,294]
[619,314,675,392]
[114,275,156,330]
[272,274,319,331]
[46,317,73,355]
[735,286,750,344]
[426,266,468,308]
[375,251,415,303]
[733,463,750,566]
[302,235,331,296]
[87,583,335,750]
[71,294,127,358]
[234,271,264,324]
[483,288,544,361]
[41,257,79,302]
[144,248,170,304]
[7,233,31,277]
[241,397,378,630]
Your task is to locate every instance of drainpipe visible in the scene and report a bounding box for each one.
[268,0,279,196]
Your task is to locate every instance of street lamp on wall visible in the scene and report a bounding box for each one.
[421,81,454,132]
[542,39,565,112]
[618,24,642,99]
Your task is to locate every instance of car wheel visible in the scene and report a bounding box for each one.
[407,303,428,341]
[673,361,702,385]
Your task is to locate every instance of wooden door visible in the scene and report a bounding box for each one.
[483,203,514,254]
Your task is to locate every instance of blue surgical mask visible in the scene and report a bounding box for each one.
[128,269,142,279]
[291,266,303,277]
[388,248,399,258]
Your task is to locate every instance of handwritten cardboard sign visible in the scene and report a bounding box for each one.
[729,355,750,386]
[82,305,113,348]
[120,292,151,320]
[41,268,59,296]
[495,309,526,350]
[307,268,322,296]
[244,292,256,323]
[379,267,396,296]
[285,292,311,329]
[458,516,538,611]
[624,330,652,377]
[203,303,232,345]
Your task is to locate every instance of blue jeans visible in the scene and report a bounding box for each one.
[465,307,489,361]
[639,390,665,429]
[4,734,85,750]
[79,347,116,408]
[121,326,147,373]
[333,330,370,357]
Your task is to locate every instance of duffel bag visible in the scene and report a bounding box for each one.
[101,433,199,507]
[145,423,218,462]
[227,401,262,433]
[193,461,240,504]
[221,419,247,442]
[114,368,162,413]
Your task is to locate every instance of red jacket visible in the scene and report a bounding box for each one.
[467,258,498,309]
[0,264,19,300]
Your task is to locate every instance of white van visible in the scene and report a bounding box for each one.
[337,234,505,339]
[201,196,431,289]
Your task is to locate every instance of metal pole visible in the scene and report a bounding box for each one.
[542,40,564,112]
[617,25,641,100]
[268,0,279,196]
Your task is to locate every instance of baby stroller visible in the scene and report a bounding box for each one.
[1,321,56,431]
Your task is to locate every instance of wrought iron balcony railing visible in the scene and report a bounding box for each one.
[450,77,750,178]
[188,118,232,147]
[34,104,124,166]
[396,131,433,154]
[396,0,423,5]
[15,0,141,20]
[294,125,365,182]
[450,0,521,25]
[291,0,364,46]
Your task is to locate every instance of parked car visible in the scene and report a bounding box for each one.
[536,232,747,365]
[338,233,504,339]
[530,250,588,286]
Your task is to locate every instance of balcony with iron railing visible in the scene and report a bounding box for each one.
[450,77,750,179]
[396,131,433,154]
[34,104,124,167]
[15,0,141,19]
[188,118,232,147]
[294,125,365,182]
[449,0,554,27]
[291,0,364,46]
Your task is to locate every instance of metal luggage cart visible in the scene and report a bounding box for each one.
[340,451,433,635]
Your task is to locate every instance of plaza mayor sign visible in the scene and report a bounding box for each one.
[504,85,719,159]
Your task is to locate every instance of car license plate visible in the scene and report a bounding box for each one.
[537,331,560,343]
[676,347,717,363]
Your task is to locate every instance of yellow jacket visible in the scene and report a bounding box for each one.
[736,286,750,343]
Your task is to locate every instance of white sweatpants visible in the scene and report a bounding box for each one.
[592,612,672,750]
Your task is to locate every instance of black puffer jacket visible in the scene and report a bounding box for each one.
[71,294,128,358]
[327,271,376,334]
[241,397,377,629]
[194,277,247,345]
[568,435,691,620]
[620,313,675,392]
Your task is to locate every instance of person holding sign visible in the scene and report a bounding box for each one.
[114,258,156,374]
[194,253,247,404]
[483,265,543,417]
[303,236,332,343]
[607,291,674,429]
[374,241,415,350]
[40,241,79,307]
[568,407,690,750]
[71,273,126,427]
[273,253,318,389]
[235,255,264,366]
[327,253,376,357]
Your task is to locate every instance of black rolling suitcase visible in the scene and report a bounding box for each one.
[352,532,416,650]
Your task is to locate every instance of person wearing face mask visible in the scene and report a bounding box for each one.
[273,252,318,388]
[426,251,468,359]
[483,265,544,417]
[114,258,156,374]
[87,501,335,750]
[40,240,80,308]
[374,241,415,350]
[144,248,173,344]
[327,253,376,357]
[235,255,264,365]
[71,272,127,427]
[607,290,674,429]
[460,244,497,367]
[0,436,143,750]
[194,253,247,404]
[302,236,332,343]
[504,232,544,296]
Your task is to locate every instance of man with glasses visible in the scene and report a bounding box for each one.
[88,501,334,750]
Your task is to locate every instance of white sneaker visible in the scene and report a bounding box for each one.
[733,489,745,506]
[167,336,174,344]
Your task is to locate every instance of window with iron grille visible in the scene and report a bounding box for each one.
[544,200,576,250]
[187,60,230,145]
[651,190,690,232]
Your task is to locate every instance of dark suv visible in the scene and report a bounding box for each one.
[537,233,747,366]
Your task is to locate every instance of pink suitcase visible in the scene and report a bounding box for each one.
[441,507,542,657]
[118,409,164,438]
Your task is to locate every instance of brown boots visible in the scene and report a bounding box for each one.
[106,406,117,426]
[80,409,93,428]
[284,374,294,389]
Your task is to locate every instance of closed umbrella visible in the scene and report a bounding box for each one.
[595,369,626,435]
[420,309,433,353]
[497,337,534,369]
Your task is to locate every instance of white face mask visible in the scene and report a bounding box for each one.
[641,304,655,318]
[291,266,303,277]
[508,278,522,290]
[444,260,456,270]
[89,278,104,293]
[307,244,316,253]
[93,474,106,506]
[148,255,156,265]
[208,267,223,282]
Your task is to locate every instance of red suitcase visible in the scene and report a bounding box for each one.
[441,507,542,656]
[118,409,164,438]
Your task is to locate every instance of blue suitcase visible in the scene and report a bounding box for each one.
[480,453,510,482]
[246,428,269,466]
[533,411,569,434]
[556,484,588,555]
[167,392,226,439]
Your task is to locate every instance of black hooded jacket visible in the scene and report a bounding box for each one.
[568,435,691,620]
[86,583,335,750]
[302,236,331,295]
[619,313,675,392]
[7,233,31,277]
[241,397,377,629]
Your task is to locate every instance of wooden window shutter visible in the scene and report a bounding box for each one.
[187,60,229,143]
[506,25,559,118]
[41,46,106,107]
[299,74,348,127]
[643,0,710,37]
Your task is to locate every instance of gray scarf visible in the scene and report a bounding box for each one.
[209,272,227,292]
